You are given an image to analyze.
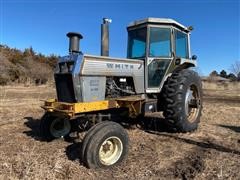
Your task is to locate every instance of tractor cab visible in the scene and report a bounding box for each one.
[127,18,194,93]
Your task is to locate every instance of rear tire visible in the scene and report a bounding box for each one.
[40,113,71,141]
[162,69,202,132]
[81,121,129,169]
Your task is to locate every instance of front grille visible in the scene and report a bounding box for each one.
[54,73,76,103]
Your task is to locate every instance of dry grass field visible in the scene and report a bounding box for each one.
[0,83,239,179]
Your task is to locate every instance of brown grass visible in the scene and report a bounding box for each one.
[0,84,239,179]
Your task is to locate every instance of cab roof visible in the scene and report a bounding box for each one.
[127,17,190,32]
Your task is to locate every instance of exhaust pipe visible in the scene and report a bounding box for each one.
[66,32,83,54]
[101,18,112,56]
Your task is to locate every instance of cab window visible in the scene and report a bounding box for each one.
[175,30,189,59]
[149,27,171,57]
[127,28,147,59]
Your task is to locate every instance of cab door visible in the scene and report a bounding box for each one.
[146,26,173,93]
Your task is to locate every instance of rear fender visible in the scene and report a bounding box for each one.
[173,61,196,73]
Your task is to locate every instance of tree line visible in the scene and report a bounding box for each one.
[209,61,240,81]
[0,45,58,85]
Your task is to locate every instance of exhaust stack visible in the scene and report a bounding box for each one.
[101,18,112,56]
[67,32,83,54]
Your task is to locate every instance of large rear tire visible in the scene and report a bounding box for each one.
[81,121,129,169]
[162,69,202,132]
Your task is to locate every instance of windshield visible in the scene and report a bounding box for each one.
[149,27,171,57]
[127,28,147,59]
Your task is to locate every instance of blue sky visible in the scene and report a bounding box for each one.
[1,0,239,75]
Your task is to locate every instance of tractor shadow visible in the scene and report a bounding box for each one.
[134,116,240,156]
[23,116,42,141]
[138,116,170,132]
[126,114,240,156]
[217,124,240,145]
[65,141,83,162]
[217,124,240,133]
[23,116,84,163]
[23,116,81,142]
[156,133,240,156]
[113,112,170,133]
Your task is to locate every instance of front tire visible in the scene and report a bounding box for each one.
[40,113,71,141]
[81,121,129,169]
[162,69,202,132]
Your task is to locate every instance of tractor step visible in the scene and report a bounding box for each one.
[143,99,158,114]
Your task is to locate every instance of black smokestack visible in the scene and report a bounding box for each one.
[101,18,111,56]
[66,32,83,54]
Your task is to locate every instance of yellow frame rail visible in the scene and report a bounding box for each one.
[41,97,145,118]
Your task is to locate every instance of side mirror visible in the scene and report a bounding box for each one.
[188,26,194,31]
[192,55,197,60]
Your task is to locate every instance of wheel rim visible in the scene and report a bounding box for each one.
[50,117,71,138]
[185,84,201,123]
[99,136,123,166]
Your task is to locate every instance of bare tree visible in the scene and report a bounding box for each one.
[230,60,240,76]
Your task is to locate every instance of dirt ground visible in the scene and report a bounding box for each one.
[0,85,239,179]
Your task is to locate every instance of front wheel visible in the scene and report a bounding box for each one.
[81,121,129,169]
[162,69,203,132]
[40,113,71,141]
